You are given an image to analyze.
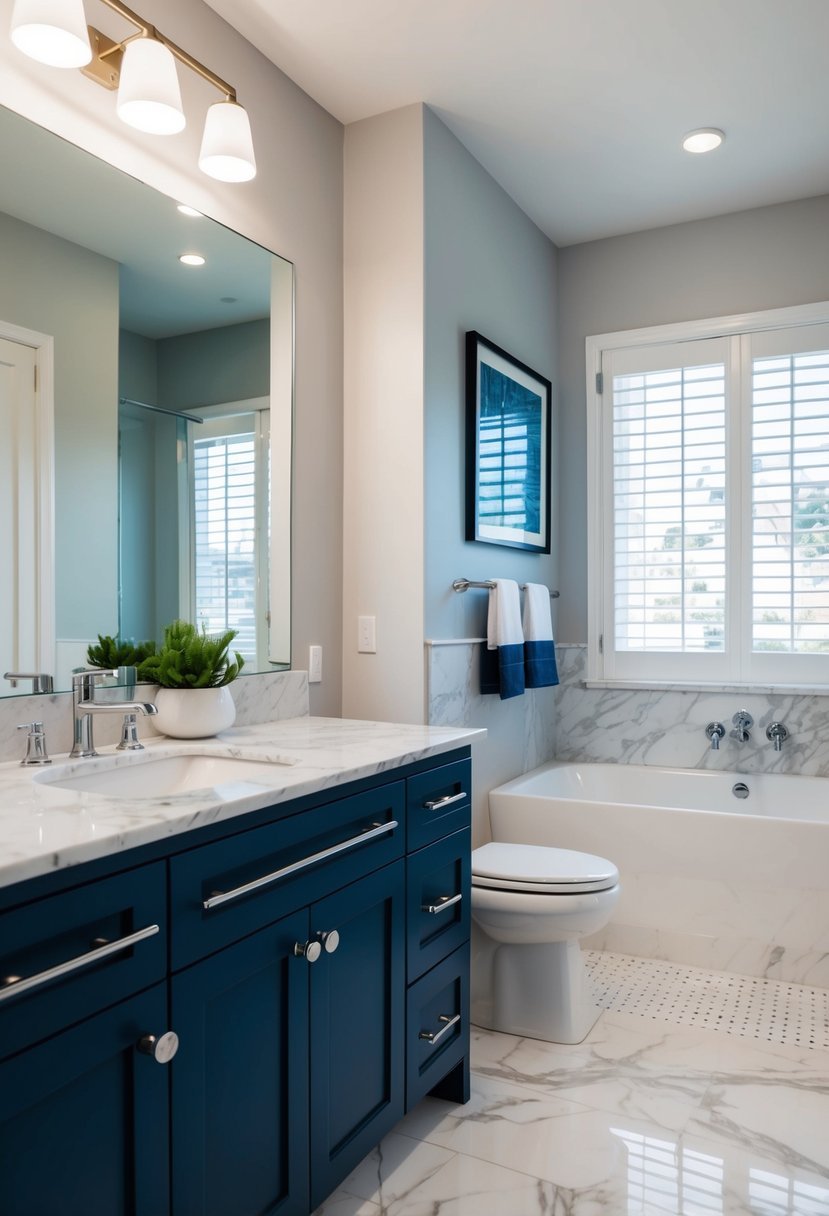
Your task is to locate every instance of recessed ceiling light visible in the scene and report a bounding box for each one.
[177,204,203,218]
[179,253,205,266]
[682,128,725,154]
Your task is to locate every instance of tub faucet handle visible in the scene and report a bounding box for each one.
[766,721,788,752]
[705,722,725,750]
[730,710,753,743]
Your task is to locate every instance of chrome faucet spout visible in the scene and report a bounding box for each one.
[70,669,156,759]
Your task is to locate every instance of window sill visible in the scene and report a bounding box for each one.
[583,679,829,697]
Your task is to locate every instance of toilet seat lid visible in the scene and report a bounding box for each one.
[471,842,619,894]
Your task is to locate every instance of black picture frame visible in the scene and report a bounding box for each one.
[465,330,551,553]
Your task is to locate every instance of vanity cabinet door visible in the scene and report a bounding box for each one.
[170,908,310,1216]
[308,860,406,1210]
[0,983,171,1216]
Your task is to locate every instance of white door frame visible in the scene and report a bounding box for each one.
[0,319,55,676]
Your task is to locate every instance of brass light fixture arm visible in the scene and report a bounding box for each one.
[85,0,237,101]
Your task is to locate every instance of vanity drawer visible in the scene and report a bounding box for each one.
[406,829,470,983]
[407,758,471,851]
[170,782,405,968]
[0,862,167,1061]
[405,943,469,1111]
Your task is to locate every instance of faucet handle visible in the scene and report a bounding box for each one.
[705,722,725,750]
[16,722,51,766]
[766,721,789,752]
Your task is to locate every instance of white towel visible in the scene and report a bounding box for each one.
[522,583,553,642]
[487,579,524,650]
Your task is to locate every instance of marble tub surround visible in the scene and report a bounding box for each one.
[314,999,829,1216]
[555,643,829,776]
[0,669,309,764]
[0,716,484,889]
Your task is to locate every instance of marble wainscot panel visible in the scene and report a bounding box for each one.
[426,639,557,847]
[0,716,484,889]
[0,669,310,765]
[555,643,829,776]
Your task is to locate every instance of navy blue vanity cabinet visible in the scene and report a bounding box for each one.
[308,860,405,1209]
[0,983,171,1216]
[0,745,473,1216]
[170,909,311,1216]
[404,758,472,1111]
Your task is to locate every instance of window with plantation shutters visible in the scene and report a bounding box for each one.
[587,306,829,688]
[187,404,270,668]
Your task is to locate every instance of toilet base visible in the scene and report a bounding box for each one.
[471,934,602,1045]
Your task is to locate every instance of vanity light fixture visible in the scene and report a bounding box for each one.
[179,253,205,266]
[9,0,256,181]
[682,127,725,154]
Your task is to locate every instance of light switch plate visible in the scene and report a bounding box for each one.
[357,615,376,653]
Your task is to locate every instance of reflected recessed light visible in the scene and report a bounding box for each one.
[177,204,203,218]
[682,128,725,154]
[179,253,205,266]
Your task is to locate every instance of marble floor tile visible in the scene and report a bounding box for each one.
[316,1005,829,1216]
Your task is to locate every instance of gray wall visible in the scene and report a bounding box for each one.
[557,193,829,643]
[0,209,119,641]
[423,107,559,641]
[158,320,269,408]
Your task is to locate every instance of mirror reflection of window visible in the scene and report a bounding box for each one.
[188,403,270,666]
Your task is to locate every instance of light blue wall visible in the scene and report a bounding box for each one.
[423,107,559,642]
[557,193,829,643]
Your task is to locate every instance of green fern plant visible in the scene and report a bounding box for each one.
[140,620,245,689]
[86,635,157,679]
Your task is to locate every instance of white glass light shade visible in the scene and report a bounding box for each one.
[199,101,256,182]
[10,0,92,67]
[117,37,185,135]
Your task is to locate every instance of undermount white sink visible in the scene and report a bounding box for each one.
[34,752,296,799]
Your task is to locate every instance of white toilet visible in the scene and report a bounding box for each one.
[471,841,620,1044]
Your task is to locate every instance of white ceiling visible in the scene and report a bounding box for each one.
[203,0,829,246]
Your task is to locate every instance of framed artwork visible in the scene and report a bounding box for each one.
[465,330,551,553]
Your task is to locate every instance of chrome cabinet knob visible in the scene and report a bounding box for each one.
[294,939,322,963]
[317,929,340,954]
[137,1031,179,1064]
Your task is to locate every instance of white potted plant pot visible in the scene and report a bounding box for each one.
[153,686,236,739]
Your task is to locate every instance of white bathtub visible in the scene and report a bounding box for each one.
[488,762,829,988]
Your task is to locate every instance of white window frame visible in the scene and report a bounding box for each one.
[587,299,829,690]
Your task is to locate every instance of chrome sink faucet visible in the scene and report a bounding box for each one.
[70,669,158,759]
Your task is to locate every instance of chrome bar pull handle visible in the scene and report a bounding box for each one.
[423,792,466,811]
[0,924,160,1004]
[423,893,463,916]
[203,820,399,910]
[418,1013,461,1045]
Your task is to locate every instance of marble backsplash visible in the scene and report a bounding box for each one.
[0,669,309,764]
[555,644,829,776]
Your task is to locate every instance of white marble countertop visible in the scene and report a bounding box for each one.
[0,716,484,891]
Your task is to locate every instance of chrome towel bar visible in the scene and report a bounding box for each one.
[452,578,559,598]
